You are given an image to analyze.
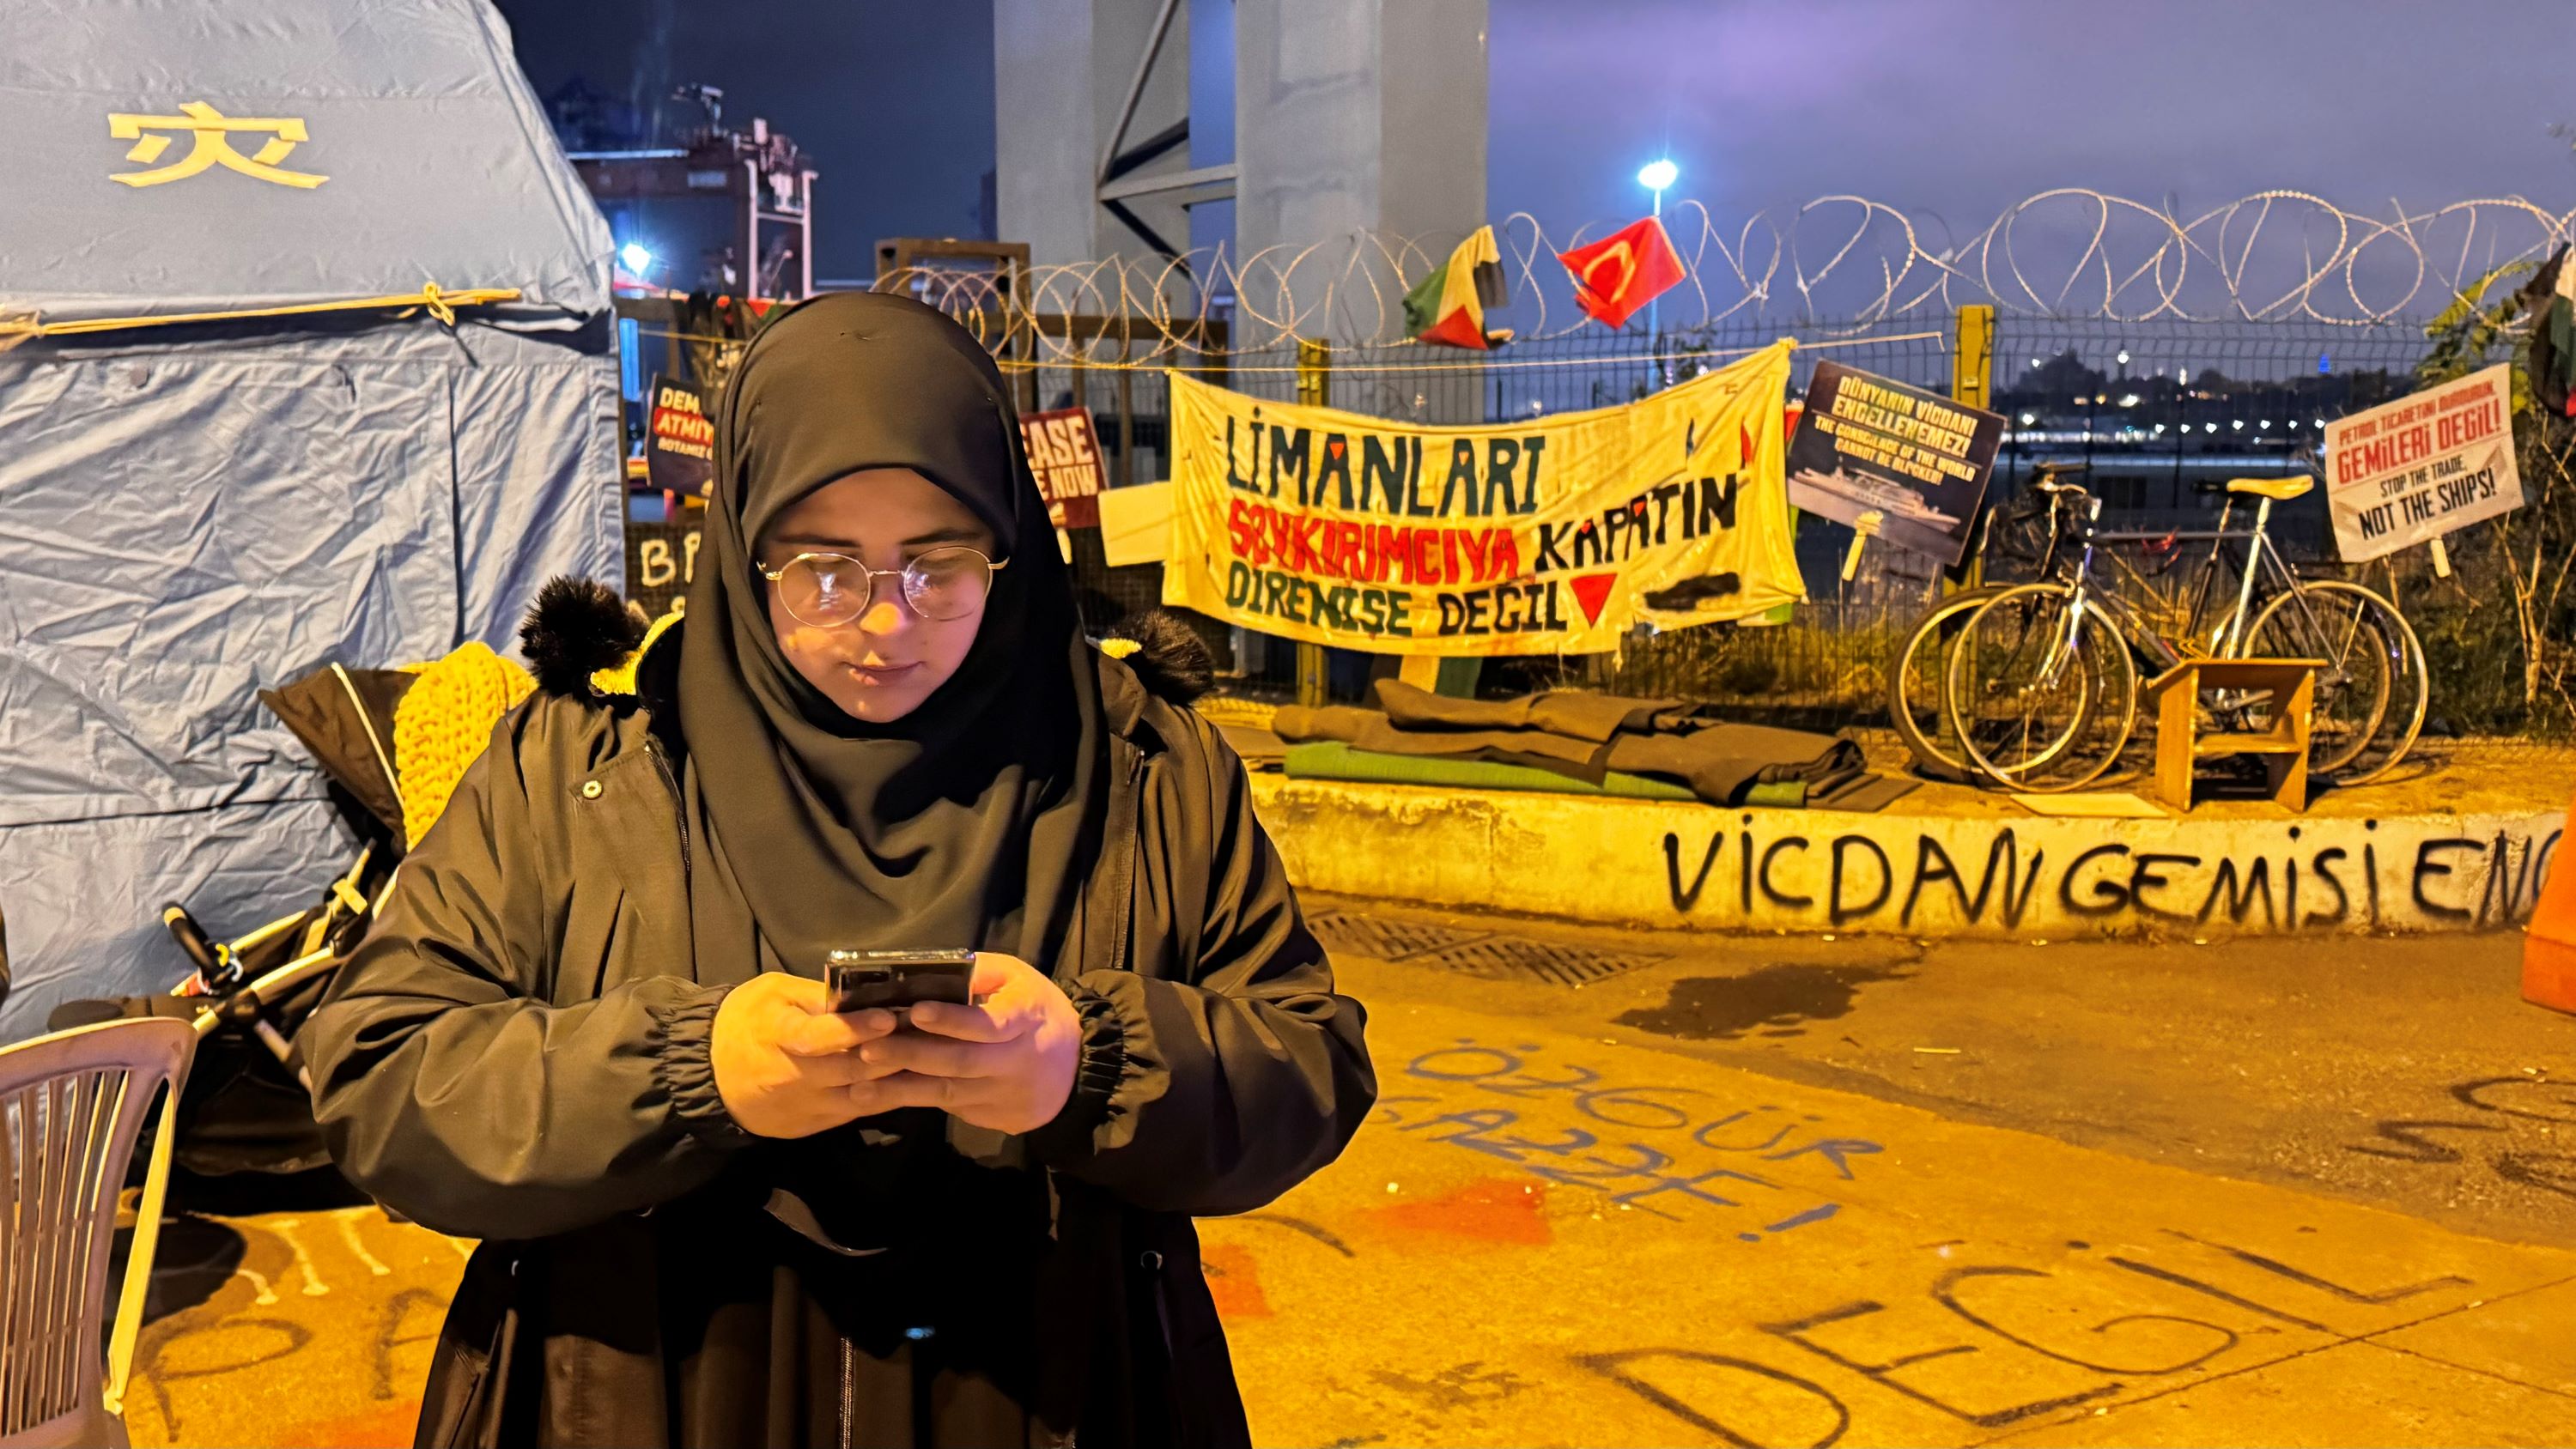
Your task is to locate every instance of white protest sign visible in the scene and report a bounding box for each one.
[1098,480,1175,567]
[2324,364,2520,564]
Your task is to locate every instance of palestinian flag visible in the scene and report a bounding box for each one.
[1404,225,1511,350]
[1558,215,1686,330]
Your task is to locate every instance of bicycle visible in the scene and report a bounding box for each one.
[1886,464,2085,781]
[1941,471,2427,793]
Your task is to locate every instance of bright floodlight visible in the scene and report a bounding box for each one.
[1637,159,1679,192]
[619,242,653,274]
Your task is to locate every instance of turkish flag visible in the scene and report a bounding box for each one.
[1557,216,1686,330]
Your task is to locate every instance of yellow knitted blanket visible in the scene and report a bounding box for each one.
[393,641,535,850]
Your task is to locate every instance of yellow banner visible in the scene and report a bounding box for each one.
[1163,341,1801,655]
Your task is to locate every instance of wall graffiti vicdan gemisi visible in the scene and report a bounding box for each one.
[1660,817,2561,937]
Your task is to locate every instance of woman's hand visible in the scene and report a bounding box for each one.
[852,954,1084,1135]
[709,973,902,1138]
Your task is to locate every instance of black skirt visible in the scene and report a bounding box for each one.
[466,1122,1063,1449]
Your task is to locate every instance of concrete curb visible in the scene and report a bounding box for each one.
[1249,775,2566,940]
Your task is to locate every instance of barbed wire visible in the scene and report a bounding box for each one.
[865,190,2573,360]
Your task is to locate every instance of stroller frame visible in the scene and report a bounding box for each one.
[158,840,390,1093]
[46,658,415,1178]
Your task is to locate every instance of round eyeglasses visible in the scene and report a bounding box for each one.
[756,547,1007,627]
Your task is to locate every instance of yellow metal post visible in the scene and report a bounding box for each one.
[1294,339,1331,707]
[1951,303,1995,412]
[1295,336,1330,407]
[1951,303,1996,588]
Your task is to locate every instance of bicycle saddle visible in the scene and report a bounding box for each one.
[2225,476,2313,501]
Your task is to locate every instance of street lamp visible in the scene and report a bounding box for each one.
[1637,159,1678,378]
[618,241,654,276]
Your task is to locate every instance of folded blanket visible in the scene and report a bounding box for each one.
[1273,696,1870,806]
[1373,678,1679,743]
[1272,703,1613,779]
[1603,724,1867,805]
[1286,741,1814,805]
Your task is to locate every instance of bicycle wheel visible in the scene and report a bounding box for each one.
[2244,579,2427,781]
[1945,582,2138,791]
[1886,586,2006,781]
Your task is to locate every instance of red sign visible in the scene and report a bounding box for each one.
[1019,406,1105,528]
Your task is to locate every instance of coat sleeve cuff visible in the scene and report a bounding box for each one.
[649,983,751,1145]
[1029,987,1127,1164]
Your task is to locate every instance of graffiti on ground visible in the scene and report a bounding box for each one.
[128,1207,468,1446]
[2347,1071,2576,1203]
[1376,1039,1881,1242]
[1574,1228,2485,1446]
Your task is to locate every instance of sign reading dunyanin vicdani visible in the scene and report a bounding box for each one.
[2324,364,2522,563]
[1163,342,1802,655]
[1783,361,2004,566]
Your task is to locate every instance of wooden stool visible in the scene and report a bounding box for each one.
[2138,657,2322,811]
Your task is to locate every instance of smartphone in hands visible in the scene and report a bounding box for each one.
[824,949,976,1025]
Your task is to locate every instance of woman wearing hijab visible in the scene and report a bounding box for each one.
[302,293,1375,1449]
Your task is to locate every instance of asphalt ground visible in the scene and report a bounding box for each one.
[124,900,2576,1447]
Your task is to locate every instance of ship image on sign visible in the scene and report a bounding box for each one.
[1791,465,1965,532]
[1163,341,1804,656]
[2324,364,2522,563]
[1783,361,2002,565]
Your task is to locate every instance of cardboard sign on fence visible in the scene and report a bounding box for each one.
[1018,406,1105,529]
[1162,341,1803,656]
[625,518,701,622]
[1783,361,2003,566]
[2324,364,2522,563]
[645,374,714,499]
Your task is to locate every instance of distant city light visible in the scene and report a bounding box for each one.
[2119,393,2140,407]
[1637,159,1679,192]
[2019,412,2037,425]
[2314,418,2328,428]
[2232,419,2245,430]
[2116,350,2131,366]
[2259,419,2272,429]
[618,242,653,274]
[2205,422,2220,433]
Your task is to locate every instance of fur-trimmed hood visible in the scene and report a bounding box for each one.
[516,576,1217,710]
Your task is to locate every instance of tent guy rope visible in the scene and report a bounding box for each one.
[0,283,524,351]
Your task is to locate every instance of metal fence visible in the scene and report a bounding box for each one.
[611,290,2453,730]
[617,183,2572,731]
[1029,311,2441,723]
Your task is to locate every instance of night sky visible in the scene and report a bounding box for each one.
[494,0,2573,294]
[493,0,999,283]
